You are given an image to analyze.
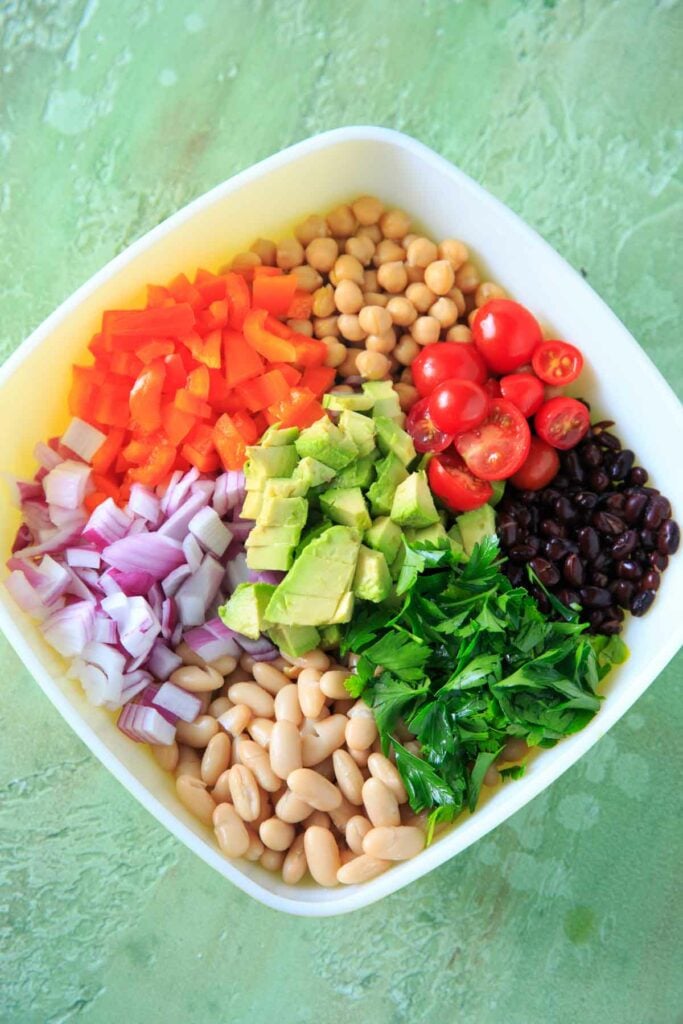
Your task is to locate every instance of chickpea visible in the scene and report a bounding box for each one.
[322,337,347,368]
[312,285,336,318]
[292,264,323,293]
[406,236,438,268]
[338,348,359,377]
[337,314,367,342]
[445,324,472,343]
[363,269,379,292]
[438,238,469,271]
[454,261,480,294]
[386,296,417,327]
[334,279,364,314]
[250,238,276,265]
[395,382,419,411]
[295,214,329,246]
[313,315,339,339]
[366,329,397,354]
[345,235,376,266]
[333,254,365,285]
[356,223,382,244]
[405,282,436,314]
[467,308,479,327]
[402,233,418,249]
[373,239,405,267]
[411,315,441,346]
[352,195,384,225]
[394,335,420,366]
[377,261,408,294]
[306,237,338,274]
[428,296,458,328]
[379,209,411,240]
[357,350,392,380]
[424,260,455,296]
[287,319,313,336]
[276,238,304,270]
[405,265,425,284]
[327,204,357,237]
[362,291,389,308]
[232,251,261,272]
[358,304,392,336]
[475,281,506,307]
[446,286,466,317]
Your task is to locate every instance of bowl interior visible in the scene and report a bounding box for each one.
[1,128,682,915]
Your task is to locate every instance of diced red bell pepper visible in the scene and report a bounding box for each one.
[129,359,166,433]
[292,335,327,367]
[252,273,298,317]
[286,290,314,320]
[93,384,131,428]
[225,272,251,330]
[122,438,155,465]
[146,284,170,308]
[252,266,283,278]
[300,365,336,397]
[174,389,212,419]
[267,387,325,429]
[243,309,297,362]
[182,423,219,473]
[128,442,176,487]
[162,402,196,445]
[69,365,104,420]
[137,340,175,364]
[269,362,302,387]
[195,271,228,305]
[236,369,291,412]
[103,304,195,347]
[223,329,265,387]
[168,274,202,307]
[91,428,125,475]
[213,414,247,471]
[184,328,222,369]
[162,353,187,392]
[187,364,210,400]
[84,492,108,512]
[231,409,259,444]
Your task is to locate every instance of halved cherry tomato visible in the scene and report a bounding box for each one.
[499,372,545,418]
[428,451,493,512]
[455,398,531,480]
[428,379,489,434]
[509,436,560,490]
[411,342,487,397]
[484,378,501,399]
[532,340,584,385]
[406,397,454,453]
[471,299,543,374]
[534,397,590,450]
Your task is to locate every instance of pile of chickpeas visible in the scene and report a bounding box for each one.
[152,645,432,887]
[229,195,506,408]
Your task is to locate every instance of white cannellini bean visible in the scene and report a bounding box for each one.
[239,739,281,793]
[337,854,391,885]
[345,715,378,751]
[170,664,224,692]
[319,669,351,700]
[362,778,400,827]
[176,715,219,749]
[346,815,373,855]
[247,717,274,749]
[218,703,252,737]
[176,775,216,826]
[259,816,295,852]
[227,682,275,718]
[213,803,250,858]
[281,833,307,885]
[274,684,303,725]
[227,764,261,822]
[297,668,325,719]
[304,826,340,886]
[332,749,365,805]
[287,769,342,812]
[211,768,232,804]
[302,714,348,766]
[243,829,265,862]
[200,732,232,786]
[362,826,424,861]
[269,720,303,780]
[252,662,290,695]
[367,752,408,803]
[275,789,313,824]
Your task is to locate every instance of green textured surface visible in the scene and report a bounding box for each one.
[1,1,682,1021]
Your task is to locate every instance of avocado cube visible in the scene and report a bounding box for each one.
[390,472,440,528]
[245,445,298,481]
[295,417,358,471]
[293,456,337,489]
[329,590,355,623]
[319,487,372,532]
[263,477,308,499]
[456,505,496,556]
[323,391,374,413]
[353,545,392,603]
[389,542,407,580]
[367,453,409,517]
[374,416,416,467]
[448,523,465,556]
[338,410,377,458]
[266,623,321,658]
[261,425,300,447]
[363,381,403,422]
[405,522,449,548]
[364,516,403,565]
[333,455,377,490]
[258,495,308,529]
[246,544,295,572]
[240,490,263,520]
[319,624,343,650]
[219,583,276,640]
[245,524,303,548]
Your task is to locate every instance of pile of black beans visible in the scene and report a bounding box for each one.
[496,421,680,635]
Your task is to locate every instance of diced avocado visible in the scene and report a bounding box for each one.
[266,623,321,658]
[448,523,465,556]
[323,391,374,413]
[245,524,302,548]
[338,410,376,458]
[389,541,407,580]
[456,504,496,556]
[263,477,308,499]
[333,455,377,490]
[329,590,355,624]
[295,518,332,557]
[240,490,263,520]
[390,472,440,528]
[353,545,392,603]
[367,453,409,517]
[265,525,361,626]
[364,516,403,565]
[363,381,402,422]
[374,416,416,467]
[406,522,449,548]
[295,417,358,471]
[293,456,337,489]
[319,624,343,650]
[246,544,295,572]
[489,480,506,507]
[245,445,298,481]
[319,487,372,532]
[219,582,276,640]
[258,495,308,529]
[261,425,299,447]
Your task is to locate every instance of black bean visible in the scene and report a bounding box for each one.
[649,550,669,570]
[577,526,600,560]
[580,586,612,608]
[627,466,648,486]
[497,515,519,548]
[557,588,581,608]
[616,559,642,581]
[597,431,621,451]
[591,571,610,588]
[639,485,661,497]
[592,511,626,535]
[610,580,634,608]
[517,508,532,529]
[603,493,626,514]
[631,590,656,617]
[610,530,638,560]
[563,553,585,587]
[588,610,606,629]
[574,491,599,513]
[529,557,561,587]
[657,519,679,555]
[592,420,615,431]
[544,538,576,561]
[531,588,551,614]
[640,570,660,592]
[539,487,561,507]
[552,496,575,522]
[589,469,610,492]
[609,449,634,480]
[506,565,526,587]
[593,551,612,572]
[563,449,585,483]
[516,490,538,506]
[509,543,538,563]
[553,474,569,489]
[644,495,671,530]
[600,619,622,635]
[580,443,603,468]
[623,493,648,525]
[640,529,656,551]
[540,518,566,539]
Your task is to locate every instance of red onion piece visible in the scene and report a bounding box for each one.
[42,601,95,657]
[61,417,107,463]
[82,498,132,549]
[153,682,201,723]
[102,534,185,581]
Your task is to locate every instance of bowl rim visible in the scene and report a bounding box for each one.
[1,124,682,917]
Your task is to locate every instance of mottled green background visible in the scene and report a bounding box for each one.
[1,1,682,1021]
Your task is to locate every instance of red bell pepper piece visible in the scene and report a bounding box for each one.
[128,442,176,486]
[213,414,247,471]
[236,369,291,412]
[137,340,175,364]
[286,290,314,320]
[162,402,196,445]
[252,273,298,318]
[91,428,125,475]
[224,272,251,329]
[243,309,297,362]
[103,304,195,347]
[269,362,302,386]
[267,387,325,429]
[129,359,166,433]
[223,329,265,387]
[182,423,219,473]
[292,335,327,367]
[174,389,212,419]
[187,364,210,400]
[300,365,336,397]
[231,409,259,444]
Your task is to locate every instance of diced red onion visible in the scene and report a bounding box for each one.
[3,476,44,507]
[107,568,156,597]
[170,622,183,647]
[82,498,132,549]
[212,474,230,518]
[42,600,95,657]
[4,570,47,618]
[102,533,185,581]
[247,569,285,586]
[182,533,203,573]
[61,417,107,463]
[234,633,279,661]
[34,441,63,471]
[225,551,249,593]
[138,683,177,723]
[161,563,192,598]
[99,571,122,596]
[225,519,253,544]
[12,524,83,560]
[191,479,215,500]
[175,555,224,628]
[117,703,175,745]
[148,582,163,622]
[74,661,122,708]
[184,622,240,661]
[157,489,209,542]
[34,555,72,605]
[153,682,202,723]
[48,505,88,531]
[65,567,97,602]
[121,669,154,704]
[65,547,101,569]
[93,616,118,644]
[43,460,92,511]
[19,500,55,536]
[127,483,161,525]
[12,524,33,554]
[147,640,182,679]
[160,597,177,641]
[189,505,232,558]
[74,567,104,594]
[101,593,160,660]
[160,467,199,517]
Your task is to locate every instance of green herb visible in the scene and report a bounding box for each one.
[342,536,628,838]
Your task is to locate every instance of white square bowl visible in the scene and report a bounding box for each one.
[1,126,682,917]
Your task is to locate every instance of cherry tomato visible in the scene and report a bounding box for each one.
[499,372,545,418]
[411,342,488,397]
[406,396,454,453]
[532,340,584,385]
[428,451,493,512]
[535,397,590,450]
[509,436,560,490]
[484,378,502,399]
[471,299,543,374]
[454,398,531,480]
[428,379,490,435]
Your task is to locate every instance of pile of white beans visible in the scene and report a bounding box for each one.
[151,645,426,887]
